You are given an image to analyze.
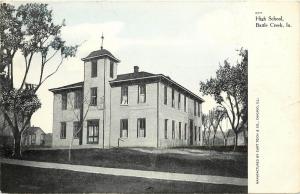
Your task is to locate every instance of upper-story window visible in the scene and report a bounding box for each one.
[121,86,128,105]
[74,90,82,109]
[62,93,67,110]
[138,84,146,103]
[164,85,167,105]
[198,102,200,117]
[194,100,196,116]
[110,61,114,78]
[172,88,175,108]
[90,87,97,106]
[178,93,181,110]
[91,60,97,78]
[137,118,146,138]
[184,96,187,112]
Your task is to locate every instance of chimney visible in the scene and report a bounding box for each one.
[134,66,139,73]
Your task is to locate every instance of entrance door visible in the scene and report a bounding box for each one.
[189,119,193,145]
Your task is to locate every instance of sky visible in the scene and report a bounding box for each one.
[11,1,248,133]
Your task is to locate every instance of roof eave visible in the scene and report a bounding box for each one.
[49,85,83,93]
[81,54,121,63]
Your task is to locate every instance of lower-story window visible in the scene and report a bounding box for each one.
[179,122,182,140]
[87,120,99,144]
[198,127,201,141]
[120,119,128,138]
[184,123,187,140]
[60,122,66,139]
[172,120,175,139]
[137,118,146,138]
[194,126,197,141]
[164,119,168,139]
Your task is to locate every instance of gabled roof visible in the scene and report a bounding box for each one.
[110,71,204,103]
[24,127,45,136]
[114,71,155,81]
[49,81,83,93]
[81,49,120,62]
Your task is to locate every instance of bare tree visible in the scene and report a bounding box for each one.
[66,90,91,161]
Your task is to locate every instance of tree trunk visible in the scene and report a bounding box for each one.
[212,133,216,147]
[13,133,22,158]
[233,132,238,151]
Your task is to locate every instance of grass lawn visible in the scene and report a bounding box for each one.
[1,164,247,193]
[17,147,247,178]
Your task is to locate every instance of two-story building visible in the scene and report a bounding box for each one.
[49,47,204,148]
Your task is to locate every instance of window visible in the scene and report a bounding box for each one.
[179,122,182,140]
[110,61,114,78]
[87,120,99,144]
[120,119,128,138]
[138,84,146,103]
[178,93,181,110]
[184,123,187,140]
[198,102,200,117]
[73,121,80,139]
[40,134,45,145]
[172,120,175,139]
[91,60,97,77]
[164,85,167,105]
[74,90,82,109]
[164,119,168,139]
[62,93,67,110]
[31,134,36,144]
[194,100,197,116]
[121,86,128,105]
[90,87,97,106]
[172,88,175,108]
[137,118,146,138]
[184,96,187,112]
[199,127,201,141]
[60,122,66,139]
[194,126,197,141]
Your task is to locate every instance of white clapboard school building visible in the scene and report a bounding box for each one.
[49,42,204,149]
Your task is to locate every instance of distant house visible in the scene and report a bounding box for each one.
[23,127,46,146]
[44,133,53,147]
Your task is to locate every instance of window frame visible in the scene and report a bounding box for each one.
[110,61,114,78]
[172,88,175,108]
[179,122,182,140]
[74,90,82,109]
[73,121,80,139]
[194,100,197,116]
[121,86,129,105]
[138,84,146,103]
[90,87,97,106]
[87,120,99,144]
[60,122,66,139]
[184,96,187,112]
[172,120,175,139]
[184,123,187,140]
[31,134,36,144]
[91,60,97,78]
[120,119,128,138]
[164,119,168,139]
[137,118,146,138]
[178,93,181,110]
[164,85,167,105]
[61,93,67,110]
